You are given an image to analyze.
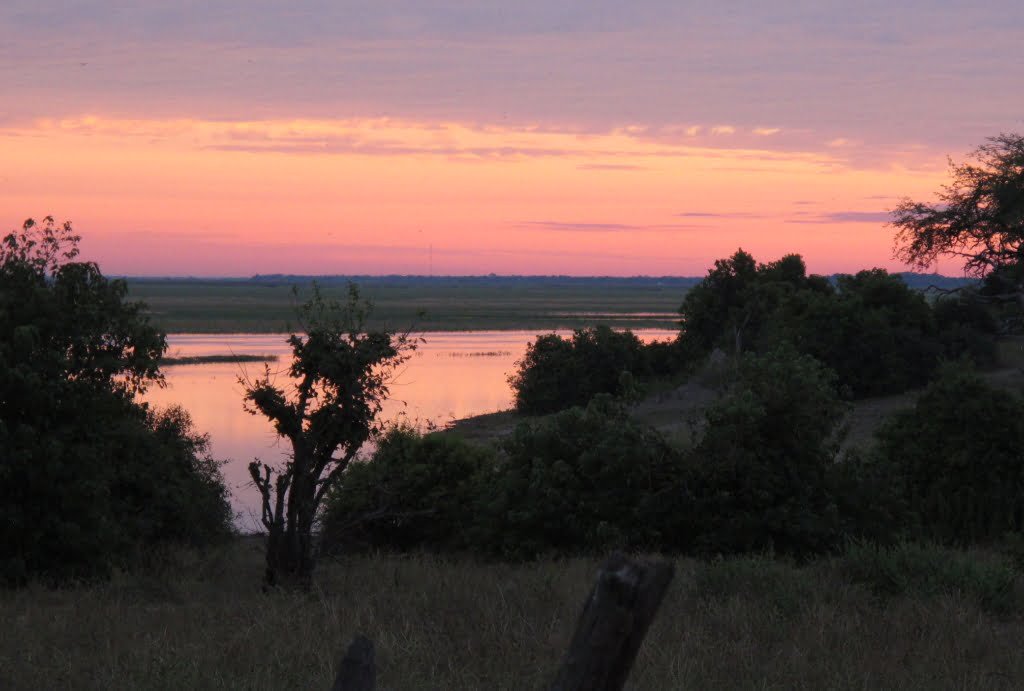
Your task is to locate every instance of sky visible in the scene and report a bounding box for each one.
[2,1,1022,276]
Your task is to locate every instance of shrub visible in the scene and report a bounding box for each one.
[686,347,846,556]
[841,542,1019,615]
[932,292,998,366]
[872,363,1024,544]
[0,397,232,584]
[509,325,651,414]
[0,218,232,585]
[771,269,942,397]
[319,426,495,554]
[474,396,687,558]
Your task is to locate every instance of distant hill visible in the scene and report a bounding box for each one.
[893,272,977,291]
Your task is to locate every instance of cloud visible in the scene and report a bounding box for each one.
[3,0,1021,162]
[575,163,647,171]
[674,211,765,220]
[788,211,892,224]
[514,221,702,233]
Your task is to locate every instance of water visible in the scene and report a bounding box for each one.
[145,329,676,529]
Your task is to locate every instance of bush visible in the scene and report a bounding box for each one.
[509,325,652,414]
[685,347,846,556]
[678,250,978,397]
[0,218,232,584]
[872,363,1024,544]
[770,269,943,397]
[0,396,233,584]
[841,542,1019,615]
[319,426,495,554]
[932,292,998,366]
[474,396,687,558]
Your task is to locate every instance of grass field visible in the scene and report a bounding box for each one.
[126,277,691,333]
[4,540,1024,690]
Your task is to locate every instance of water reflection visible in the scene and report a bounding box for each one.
[145,329,676,530]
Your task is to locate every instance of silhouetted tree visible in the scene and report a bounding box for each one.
[1,217,230,584]
[243,283,415,589]
[892,133,1024,333]
[892,133,1024,279]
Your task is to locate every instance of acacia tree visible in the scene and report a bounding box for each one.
[243,283,415,588]
[892,133,1024,279]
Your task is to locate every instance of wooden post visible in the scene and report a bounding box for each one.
[331,634,376,691]
[550,552,675,691]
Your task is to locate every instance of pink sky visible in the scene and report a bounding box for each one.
[2,1,1021,276]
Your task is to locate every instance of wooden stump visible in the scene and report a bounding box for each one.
[550,552,675,691]
[331,634,376,691]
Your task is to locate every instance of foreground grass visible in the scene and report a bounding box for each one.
[4,541,1024,690]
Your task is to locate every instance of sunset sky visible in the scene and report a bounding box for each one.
[2,1,1022,276]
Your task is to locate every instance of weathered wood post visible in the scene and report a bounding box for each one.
[550,552,675,691]
[331,634,376,691]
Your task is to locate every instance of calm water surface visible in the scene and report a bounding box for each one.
[145,330,675,529]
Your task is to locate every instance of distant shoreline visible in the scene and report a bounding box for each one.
[130,273,971,335]
[159,354,279,366]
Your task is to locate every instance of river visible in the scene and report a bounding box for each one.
[144,329,676,530]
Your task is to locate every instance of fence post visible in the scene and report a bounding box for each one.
[550,552,675,691]
[331,634,375,691]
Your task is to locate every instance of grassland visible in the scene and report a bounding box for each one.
[4,540,1024,690]
[126,276,691,333]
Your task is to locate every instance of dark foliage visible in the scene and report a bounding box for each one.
[873,363,1024,544]
[892,133,1024,278]
[772,269,943,397]
[892,134,1024,332]
[319,426,494,554]
[679,249,992,397]
[684,348,847,556]
[474,396,686,559]
[243,283,416,588]
[932,292,999,366]
[508,325,652,414]
[0,218,231,584]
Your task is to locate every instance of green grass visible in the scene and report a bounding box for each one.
[5,542,1024,690]
[126,278,687,333]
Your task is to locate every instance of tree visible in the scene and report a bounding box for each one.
[687,347,846,555]
[508,325,650,414]
[243,283,415,588]
[678,250,825,358]
[1,217,231,583]
[892,133,1024,279]
[872,362,1024,544]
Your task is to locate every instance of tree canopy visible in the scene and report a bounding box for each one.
[0,218,231,583]
[892,133,1024,278]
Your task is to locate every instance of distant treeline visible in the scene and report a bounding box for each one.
[122,272,974,291]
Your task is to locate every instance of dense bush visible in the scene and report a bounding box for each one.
[474,396,687,558]
[0,218,232,584]
[872,363,1024,544]
[932,292,998,366]
[508,325,652,414]
[319,426,495,554]
[679,249,996,397]
[684,347,847,556]
[772,269,943,396]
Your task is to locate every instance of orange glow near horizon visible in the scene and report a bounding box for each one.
[1,115,955,276]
